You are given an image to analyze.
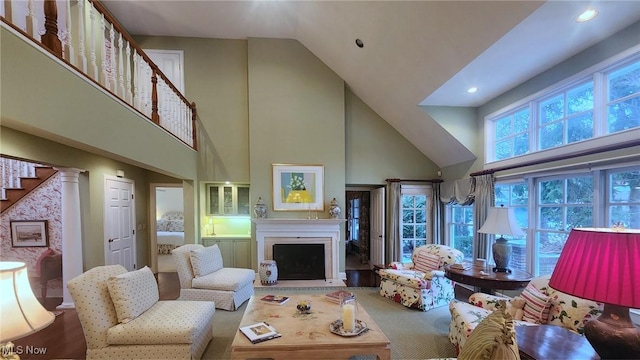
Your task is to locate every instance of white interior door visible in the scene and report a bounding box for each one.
[370,187,385,269]
[104,176,136,270]
[144,49,185,94]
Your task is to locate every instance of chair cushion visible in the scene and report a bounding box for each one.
[192,267,255,291]
[521,282,551,324]
[107,300,216,345]
[190,244,224,277]
[413,252,441,273]
[458,301,520,360]
[107,266,159,324]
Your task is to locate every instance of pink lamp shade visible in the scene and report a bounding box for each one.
[549,227,640,308]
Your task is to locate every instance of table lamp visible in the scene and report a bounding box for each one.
[477,205,524,273]
[549,227,640,359]
[0,262,55,360]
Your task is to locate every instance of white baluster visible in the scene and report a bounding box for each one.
[126,42,133,104]
[133,51,140,110]
[118,33,125,97]
[63,0,74,62]
[88,1,98,79]
[76,0,86,72]
[25,0,38,38]
[99,13,108,86]
[109,23,116,92]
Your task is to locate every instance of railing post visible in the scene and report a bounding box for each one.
[42,0,62,57]
[191,102,198,150]
[151,70,160,124]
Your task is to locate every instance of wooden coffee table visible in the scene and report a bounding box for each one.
[231,294,391,359]
[444,264,533,294]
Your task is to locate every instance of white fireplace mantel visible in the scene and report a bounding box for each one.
[252,219,345,280]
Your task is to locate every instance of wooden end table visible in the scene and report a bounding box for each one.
[516,325,599,360]
[231,294,390,359]
[444,264,533,294]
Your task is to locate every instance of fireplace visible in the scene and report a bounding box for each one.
[253,219,345,280]
[273,244,325,280]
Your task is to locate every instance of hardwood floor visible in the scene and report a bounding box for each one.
[14,270,378,359]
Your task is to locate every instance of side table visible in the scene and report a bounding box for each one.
[516,325,598,360]
[444,264,532,294]
[372,264,385,287]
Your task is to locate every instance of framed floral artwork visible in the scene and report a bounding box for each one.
[272,164,324,211]
[10,220,49,247]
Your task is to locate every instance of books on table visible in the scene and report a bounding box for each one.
[259,295,290,305]
[239,322,282,344]
[324,290,354,303]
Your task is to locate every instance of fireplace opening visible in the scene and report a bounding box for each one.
[273,244,325,280]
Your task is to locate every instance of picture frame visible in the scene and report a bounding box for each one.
[10,220,49,247]
[272,164,324,211]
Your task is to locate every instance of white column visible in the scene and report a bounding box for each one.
[57,168,84,309]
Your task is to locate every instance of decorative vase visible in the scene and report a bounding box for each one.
[286,189,312,203]
[259,260,278,286]
[253,197,267,218]
[328,198,341,219]
[492,238,512,273]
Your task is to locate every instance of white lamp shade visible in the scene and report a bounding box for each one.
[0,262,55,342]
[478,206,525,237]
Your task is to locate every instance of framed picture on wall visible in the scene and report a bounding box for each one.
[272,164,324,211]
[10,220,49,247]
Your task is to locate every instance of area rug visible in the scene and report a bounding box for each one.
[202,287,456,360]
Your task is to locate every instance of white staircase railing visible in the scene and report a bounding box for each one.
[1,157,43,200]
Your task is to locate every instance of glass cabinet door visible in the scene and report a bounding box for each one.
[237,186,250,215]
[223,186,233,214]
[207,185,220,215]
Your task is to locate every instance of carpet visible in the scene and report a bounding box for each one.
[202,287,456,360]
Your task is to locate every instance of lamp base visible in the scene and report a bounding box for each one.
[584,303,640,359]
[492,267,512,273]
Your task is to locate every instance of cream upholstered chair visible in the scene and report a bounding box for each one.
[378,244,464,311]
[67,265,215,360]
[172,244,255,311]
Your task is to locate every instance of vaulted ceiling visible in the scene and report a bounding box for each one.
[102,1,640,169]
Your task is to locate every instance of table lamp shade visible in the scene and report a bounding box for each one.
[478,205,525,237]
[549,228,640,308]
[0,262,55,342]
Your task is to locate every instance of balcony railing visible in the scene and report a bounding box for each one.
[1,0,197,149]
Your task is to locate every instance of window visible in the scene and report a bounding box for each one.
[447,204,474,261]
[494,182,529,272]
[400,186,430,263]
[606,168,640,228]
[486,54,640,165]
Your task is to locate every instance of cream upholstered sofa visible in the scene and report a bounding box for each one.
[449,274,603,353]
[172,243,255,311]
[378,244,464,311]
[67,265,215,360]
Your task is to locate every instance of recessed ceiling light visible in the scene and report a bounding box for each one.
[467,87,478,94]
[576,9,598,22]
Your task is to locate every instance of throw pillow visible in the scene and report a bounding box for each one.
[190,244,224,277]
[521,282,551,324]
[413,251,441,274]
[107,266,159,324]
[459,300,520,360]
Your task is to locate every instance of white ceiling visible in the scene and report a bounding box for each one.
[102,1,640,169]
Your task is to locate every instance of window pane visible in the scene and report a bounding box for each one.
[540,207,562,229]
[495,140,512,160]
[566,177,594,204]
[415,209,426,223]
[567,82,594,115]
[511,184,529,205]
[495,116,511,139]
[513,110,530,132]
[415,195,427,208]
[536,231,568,275]
[539,180,562,204]
[608,60,640,101]
[415,225,426,238]
[567,112,593,143]
[402,225,413,238]
[609,169,640,228]
[402,240,414,262]
[540,95,564,124]
[494,185,509,205]
[540,122,563,150]
[402,210,414,223]
[608,98,640,133]
[566,206,593,229]
[513,133,529,156]
[402,196,413,208]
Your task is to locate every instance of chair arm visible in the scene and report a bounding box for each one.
[388,261,413,270]
[468,292,510,311]
[424,270,445,280]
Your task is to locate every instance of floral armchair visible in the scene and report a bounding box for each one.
[448,275,603,353]
[378,244,464,311]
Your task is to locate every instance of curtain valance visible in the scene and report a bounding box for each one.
[439,178,474,205]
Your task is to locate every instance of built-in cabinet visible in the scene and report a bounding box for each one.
[202,237,251,269]
[206,183,250,215]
